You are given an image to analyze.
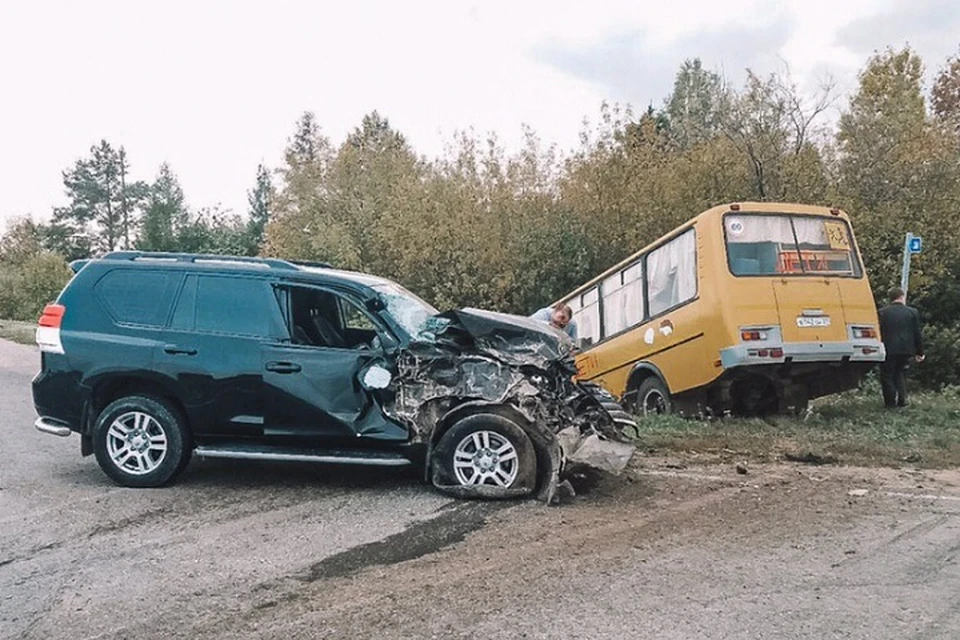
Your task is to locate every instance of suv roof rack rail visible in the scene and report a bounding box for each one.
[288,259,333,269]
[101,251,300,270]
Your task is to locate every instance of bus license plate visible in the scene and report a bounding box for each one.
[797,316,830,328]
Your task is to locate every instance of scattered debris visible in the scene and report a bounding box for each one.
[847,489,869,497]
[783,452,839,466]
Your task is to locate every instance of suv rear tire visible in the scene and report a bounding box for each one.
[433,413,537,499]
[92,395,189,488]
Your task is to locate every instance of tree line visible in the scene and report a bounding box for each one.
[2,46,959,387]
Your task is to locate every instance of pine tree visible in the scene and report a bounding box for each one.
[138,163,188,252]
[246,163,274,255]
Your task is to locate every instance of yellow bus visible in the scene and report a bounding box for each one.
[559,202,885,416]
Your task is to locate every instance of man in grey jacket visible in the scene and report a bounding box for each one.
[530,302,578,341]
[878,287,925,408]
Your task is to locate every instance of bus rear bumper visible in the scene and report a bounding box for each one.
[720,340,886,369]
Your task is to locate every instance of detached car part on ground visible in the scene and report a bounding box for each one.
[33,252,635,503]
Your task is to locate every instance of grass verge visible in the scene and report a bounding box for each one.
[631,384,960,469]
[0,319,35,346]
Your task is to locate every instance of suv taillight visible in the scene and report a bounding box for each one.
[36,304,66,353]
[39,304,65,328]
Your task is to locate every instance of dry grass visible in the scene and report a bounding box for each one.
[0,319,35,346]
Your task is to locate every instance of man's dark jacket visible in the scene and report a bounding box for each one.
[878,303,924,357]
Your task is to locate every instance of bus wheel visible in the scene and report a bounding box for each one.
[636,377,672,416]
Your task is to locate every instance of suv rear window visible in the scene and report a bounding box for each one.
[96,269,179,326]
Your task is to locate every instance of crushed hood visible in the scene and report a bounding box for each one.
[424,308,574,370]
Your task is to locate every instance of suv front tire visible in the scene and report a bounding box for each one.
[433,413,537,498]
[92,395,189,488]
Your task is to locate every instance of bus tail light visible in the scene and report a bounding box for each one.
[852,326,878,339]
[748,348,784,359]
[741,329,770,341]
[36,304,66,354]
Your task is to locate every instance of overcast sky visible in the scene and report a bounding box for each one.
[1,0,958,229]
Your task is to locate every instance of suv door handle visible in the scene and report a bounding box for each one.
[265,361,302,374]
[164,345,198,356]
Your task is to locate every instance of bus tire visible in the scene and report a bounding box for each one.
[635,377,672,416]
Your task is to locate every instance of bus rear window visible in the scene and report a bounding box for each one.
[725,214,861,277]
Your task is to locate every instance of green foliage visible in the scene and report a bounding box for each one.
[54,141,147,252]
[138,163,188,252]
[246,164,274,255]
[0,252,72,322]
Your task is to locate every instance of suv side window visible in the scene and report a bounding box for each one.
[340,297,377,332]
[95,269,180,327]
[286,285,382,349]
[171,274,279,338]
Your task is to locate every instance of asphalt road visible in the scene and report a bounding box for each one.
[0,339,457,639]
[3,337,960,639]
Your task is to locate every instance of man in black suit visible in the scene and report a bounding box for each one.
[878,287,925,408]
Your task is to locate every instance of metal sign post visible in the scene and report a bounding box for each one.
[900,232,922,299]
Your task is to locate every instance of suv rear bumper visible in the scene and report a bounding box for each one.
[33,367,87,433]
[720,340,886,369]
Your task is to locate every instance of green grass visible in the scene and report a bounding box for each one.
[0,319,36,346]
[631,384,960,469]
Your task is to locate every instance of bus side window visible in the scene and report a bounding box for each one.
[602,261,644,338]
[572,287,600,346]
[647,229,697,317]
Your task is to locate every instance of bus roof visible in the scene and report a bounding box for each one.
[553,201,850,306]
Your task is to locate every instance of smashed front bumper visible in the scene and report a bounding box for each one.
[372,308,637,502]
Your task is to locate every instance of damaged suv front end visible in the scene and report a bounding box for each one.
[363,290,637,502]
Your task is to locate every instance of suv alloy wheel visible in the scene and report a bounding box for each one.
[92,395,190,488]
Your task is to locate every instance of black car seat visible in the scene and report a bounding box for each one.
[310,311,347,348]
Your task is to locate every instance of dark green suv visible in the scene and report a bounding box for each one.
[32,251,635,501]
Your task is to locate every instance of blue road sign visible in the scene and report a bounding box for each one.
[909,236,922,254]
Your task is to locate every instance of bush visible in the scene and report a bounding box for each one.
[0,253,72,322]
[0,268,19,320]
[915,324,960,390]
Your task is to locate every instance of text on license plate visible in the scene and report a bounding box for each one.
[796,316,831,328]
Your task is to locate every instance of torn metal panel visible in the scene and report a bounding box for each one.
[365,306,636,501]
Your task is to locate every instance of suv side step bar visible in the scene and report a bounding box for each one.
[35,417,73,437]
[194,444,412,467]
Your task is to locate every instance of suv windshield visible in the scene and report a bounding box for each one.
[373,283,440,338]
[725,214,862,277]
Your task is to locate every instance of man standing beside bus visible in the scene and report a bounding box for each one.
[878,287,925,408]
